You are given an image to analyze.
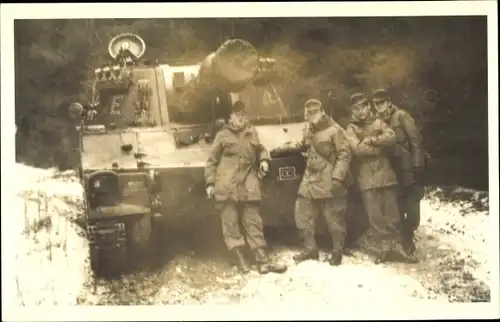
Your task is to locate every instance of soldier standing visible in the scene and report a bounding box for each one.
[345,93,416,264]
[371,89,426,254]
[292,98,352,266]
[204,101,287,274]
[324,94,367,252]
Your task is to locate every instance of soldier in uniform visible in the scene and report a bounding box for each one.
[204,101,287,274]
[292,98,352,266]
[345,93,416,264]
[371,89,426,254]
[324,93,367,252]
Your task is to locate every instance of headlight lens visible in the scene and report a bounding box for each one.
[92,176,117,193]
[87,172,121,207]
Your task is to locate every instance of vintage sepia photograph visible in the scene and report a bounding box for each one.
[1,1,499,321]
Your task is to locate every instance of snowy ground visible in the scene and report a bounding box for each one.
[3,163,499,320]
[6,164,91,307]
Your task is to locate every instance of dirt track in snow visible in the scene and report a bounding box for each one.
[76,226,490,306]
[77,190,492,306]
[7,164,495,313]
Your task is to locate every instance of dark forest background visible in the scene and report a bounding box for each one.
[14,17,489,189]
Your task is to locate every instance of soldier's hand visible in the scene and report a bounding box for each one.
[206,185,215,198]
[331,179,346,196]
[259,161,269,174]
[361,135,377,146]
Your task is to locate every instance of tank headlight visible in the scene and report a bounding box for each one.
[91,175,119,194]
[95,68,104,81]
[87,171,121,208]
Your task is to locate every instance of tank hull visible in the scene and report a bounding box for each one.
[151,153,306,232]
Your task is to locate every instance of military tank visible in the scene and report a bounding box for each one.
[69,33,308,275]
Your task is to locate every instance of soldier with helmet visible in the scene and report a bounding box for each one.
[204,100,287,274]
[371,88,426,254]
[291,98,353,266]
[345,93,416,264]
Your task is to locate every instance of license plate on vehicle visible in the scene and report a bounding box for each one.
[96,229,118,243]
[278,166,296,181]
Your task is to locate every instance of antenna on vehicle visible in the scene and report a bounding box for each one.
[108,33,146,68]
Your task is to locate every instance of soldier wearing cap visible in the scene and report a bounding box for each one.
[204,100,287,274]
[371,89,426,254]
[345,93,416,264]
[291,98,352,266]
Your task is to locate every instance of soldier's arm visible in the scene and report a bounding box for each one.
[295,129,311,152]
[370,119,397,147]
[289,125,310,151]
[270,126,309,156]
[254,130,271,162]
[204,132,223,187]
[401,112,425,168]
[331,128,353,182]
[345,125,382,157]
[344,125,361,149]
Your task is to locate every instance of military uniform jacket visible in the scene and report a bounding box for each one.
[345,116,398,191]
[204,122,270,202]
[297,116,352,200]
[386,105,425,186]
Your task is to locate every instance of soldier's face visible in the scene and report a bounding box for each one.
[305,105,324,124]
[373,100,391,119]
[229,112,247,128]
[352,102,370,120]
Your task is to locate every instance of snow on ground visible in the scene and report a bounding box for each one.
[205,252,451,306]
[228,187,493,306]
[421,189,490,283]
[4,163,495,311]
[78,185,493,307]
[10,163,90,306]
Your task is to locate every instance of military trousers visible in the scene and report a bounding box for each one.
[217,201,267,251]
[360,186,404,252]
[294,196,347,252]
[344,189,369,248]
[398,184,425,238]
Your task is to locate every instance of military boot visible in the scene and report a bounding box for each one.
[342,246,356,257]
[254,248,287,274]
[379,243,418,264]
[232,246,250,274]
[391,245,419,264]
[292,249,319,263]
[374,242,393,264]
[329,251,342,266]
[253,247,270,264]
[405,230,417,255]
[375,250,390,264]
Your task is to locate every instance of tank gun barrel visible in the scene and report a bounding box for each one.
[198,38,260,93]
[176,39,276,114]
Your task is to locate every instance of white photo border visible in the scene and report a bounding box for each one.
[1,1,498,321]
